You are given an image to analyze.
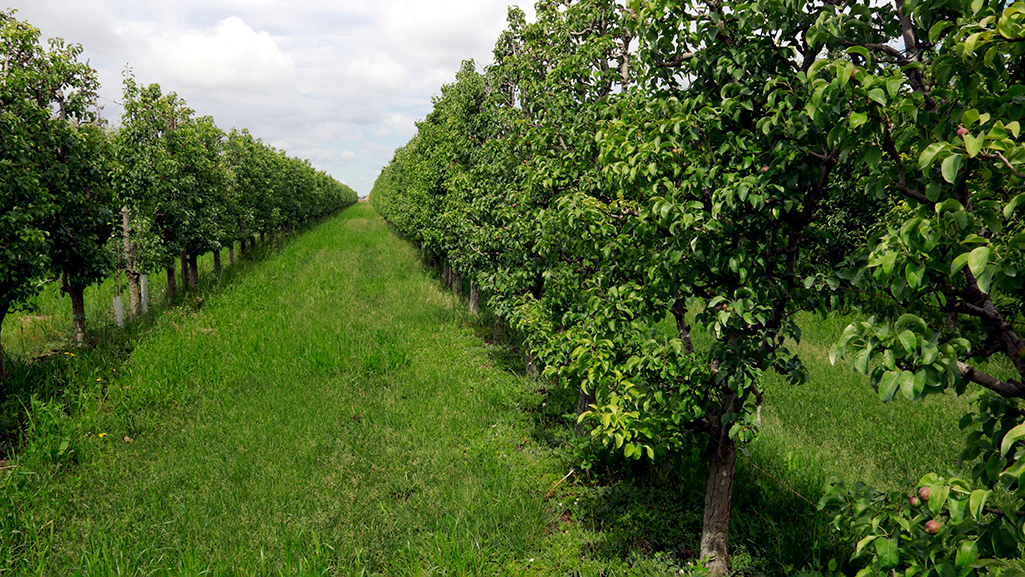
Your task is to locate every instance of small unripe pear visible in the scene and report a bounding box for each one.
[925,519,942,535]
[918,486,931,502]
[760,166,769,173]
[909,495,920,507]
[957,125,969,138]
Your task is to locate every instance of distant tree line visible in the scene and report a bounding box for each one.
[1,10,358,378]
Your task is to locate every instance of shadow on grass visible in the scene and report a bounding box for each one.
[457,308,852,576]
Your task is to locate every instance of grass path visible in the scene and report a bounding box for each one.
[18,204,557,575]
[2,203,992,576]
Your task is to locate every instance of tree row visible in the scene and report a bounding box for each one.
[1,11,358,378]
[371,0,1024,574]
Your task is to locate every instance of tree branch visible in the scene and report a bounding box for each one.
[957,361,1025,398]
[980,151,1025,179]
[881,121,932,205]
[655,53,697,68]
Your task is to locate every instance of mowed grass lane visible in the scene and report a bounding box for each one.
[28,203,555,575]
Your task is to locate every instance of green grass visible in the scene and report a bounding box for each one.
[1,206,560,574]
[0,204,1000,576]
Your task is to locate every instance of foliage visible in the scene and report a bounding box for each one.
[372,0,1024,572]
[0,10,103,376]
[820,0,1025,573]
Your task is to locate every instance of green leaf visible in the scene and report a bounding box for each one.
[886,75,903,98]
[846,46,871,61]
[942,154,963,183]
[868,89,887,105]
[1005,194,1025,218]
[849,112,868,128]
[963,133,984,158]
[929,20,955,43]
[975,264,995,294]
[951,252,970,276]
[854,535,878,557]
[967,245,990,276]
[929,483,950,515]
[1001,458,1025,480]
[881,250,898,275]
[913,370,926,398]
[906,261,926,288]
[864,147,882,169]
[898,330,918,353]
[875,537,899,569]
[969,489,991,520]
[1007,121,1021,138]
[919,142,945,170]
[899,370,916,399]
[878,371,900,403]
[841,61,855,86]
[955,540,979,574]
[854,348,872,375]
[964,32,982,55]
[1000,423,1025,456]
[895,314,927,331]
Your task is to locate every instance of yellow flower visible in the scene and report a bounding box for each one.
[98,433,107,438]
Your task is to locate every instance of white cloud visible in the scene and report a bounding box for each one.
[148,17,295,91]
[382,0,510,65]
[5,0,537,196]
[376,114,416,139]
[344,53,407,95]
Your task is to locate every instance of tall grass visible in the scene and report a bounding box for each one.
[0,204,994,575]
[1,207,558,574]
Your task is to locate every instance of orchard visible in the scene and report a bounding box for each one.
[0,11,357,377]
[372,0,1025,574]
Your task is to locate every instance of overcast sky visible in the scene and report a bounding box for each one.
[8,1,537,196]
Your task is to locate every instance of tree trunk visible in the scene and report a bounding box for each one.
[166,265,178,300]
[121,208,140,319]
[0,307,9,381]
[213,249,221,274]
[228,243,235,265]
[443,265,453,288]
[452,271,462,297]
[575,387,596,436]
[260,231,266,244]
[673,299,696,355]
[68,283,86,344]
[180,249,189,289]
[469,283,481,315]
[128,242,141,319]
[188,254,198,288]
[493,317,504,344]
[525,343,539,377]
[250,237,257,253]
[701,390,739,577]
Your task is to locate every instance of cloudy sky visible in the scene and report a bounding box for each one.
[8,1,537,196]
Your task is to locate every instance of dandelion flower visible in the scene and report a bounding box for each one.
[98,433,107,438]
